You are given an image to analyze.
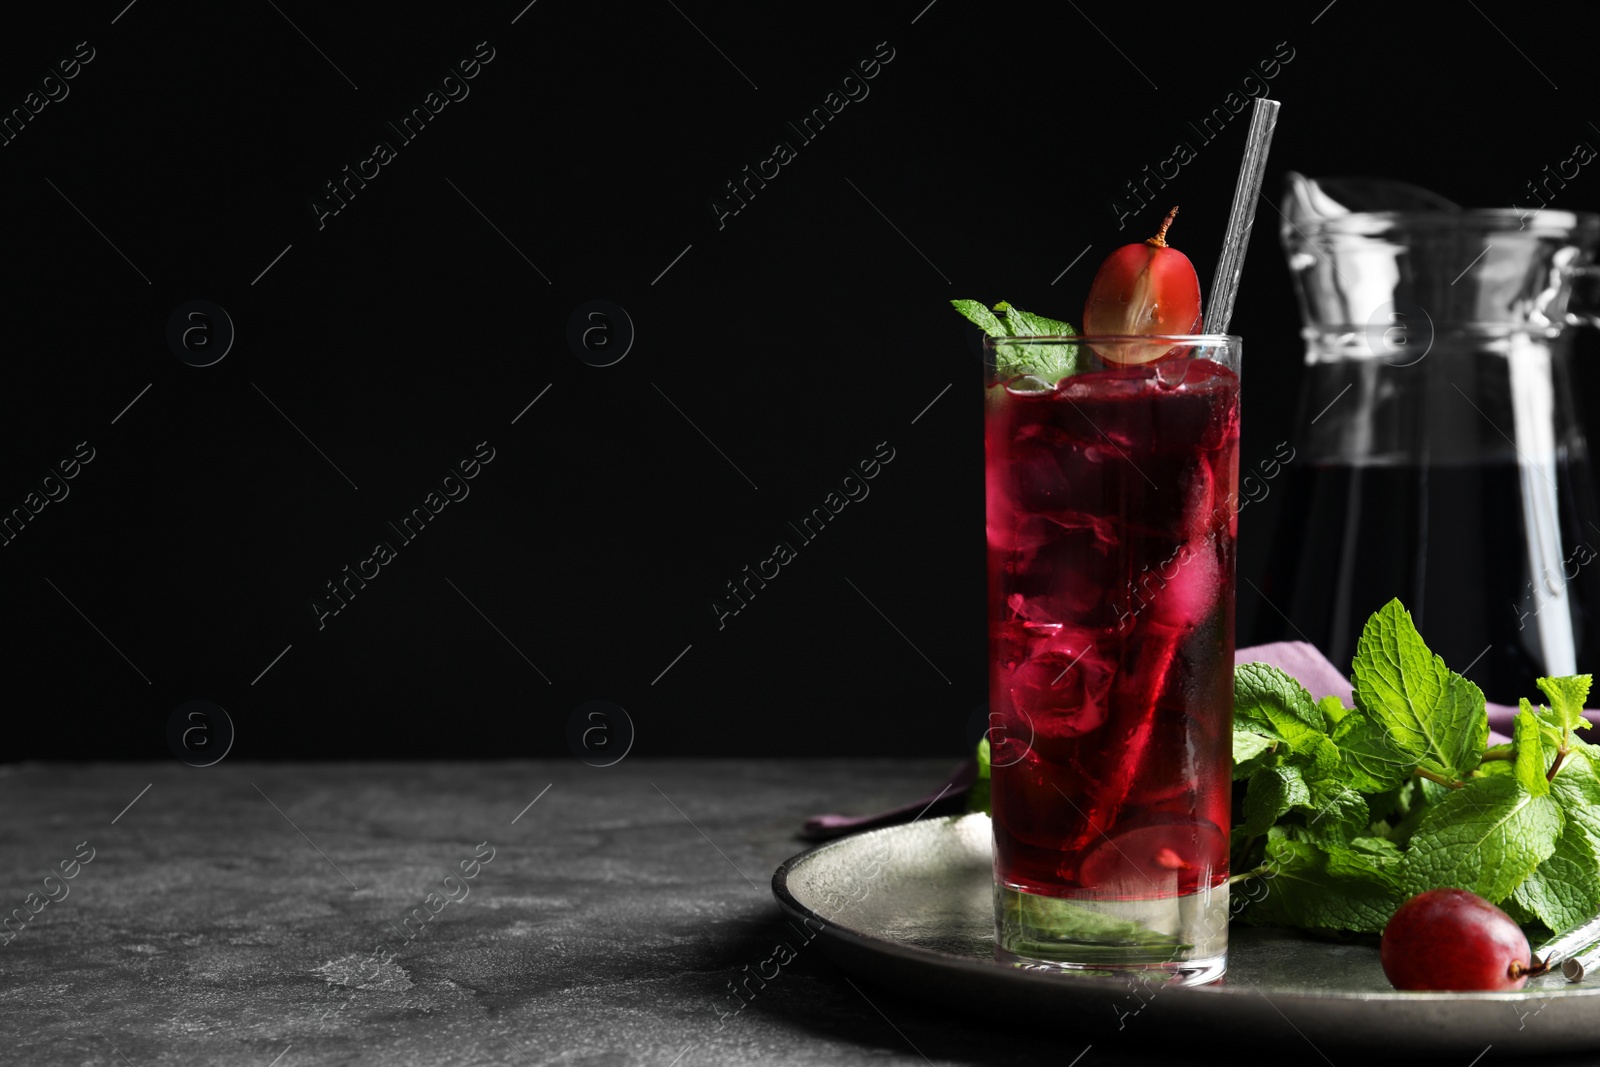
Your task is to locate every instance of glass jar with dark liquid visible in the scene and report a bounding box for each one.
[1257,175,1600,702]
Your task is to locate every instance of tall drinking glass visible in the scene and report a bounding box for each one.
[984,334,1240,982]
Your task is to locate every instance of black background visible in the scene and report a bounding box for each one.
[3,0,1597,761]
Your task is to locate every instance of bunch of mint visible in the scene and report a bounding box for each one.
[1231,599,1597,936]
[951,299,1080,384]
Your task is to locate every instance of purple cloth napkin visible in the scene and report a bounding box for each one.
[1236,641,1599,747]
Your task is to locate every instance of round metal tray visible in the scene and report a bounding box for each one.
[772,813,1600,1056]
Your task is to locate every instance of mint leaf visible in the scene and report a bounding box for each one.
[1002,891,1190,960]
[1509,815,1600,933]
[1400,774,1564,903]
[1513,707,1552,797]
[1244,764,1311,835]
[1384,779,1434,850]
[1325,835,1404,886]
[1331,708,1413,793]
[995,301,1076,339]
[1350,599,1487,781]
[950,299,1005,336]
[1236,836,1402,934]
[1233,730,1277,781]
[1520,697,1568,762]
[1477,742,1516,778]
[1302,785,1371,846]
[1317,695,1352,726]
[1549,743,1600,845]
[1234,663,1340,780]
[1552,746,1600,837]
[1501,893,1540,926]
[1364,780,1411,824]
[993,335,1078,385]
[1235,663,1322,738]
[968,737,992,815]
[952,299,1080,383]
[1538,675,1593,734]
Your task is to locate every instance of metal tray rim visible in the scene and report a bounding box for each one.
[771,813,1600,1007]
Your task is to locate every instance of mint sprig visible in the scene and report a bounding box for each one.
[1230,598,1598,936]
[951,299,1080,384]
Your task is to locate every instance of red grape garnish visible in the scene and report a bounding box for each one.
[1082,205,1203,364]
[1380,887,1540,991]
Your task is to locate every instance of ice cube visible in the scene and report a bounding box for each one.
[1011,524,1125,629]
[1149,369,1239,455]
[1004,374,1056,395]
[1008,425,1078,513]
[1182,455,1217,542]
[1145,537,1220,630]
[1006,628,1118,746]
[1055,372,1155,448]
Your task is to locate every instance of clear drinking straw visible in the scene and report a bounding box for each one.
[1538,913,1600,977]
[1201,98,1282,336]
[1561,943,1600,982]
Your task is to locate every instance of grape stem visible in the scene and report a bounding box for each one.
[1146,205,1179,249]
[1413,766,1464,790]
[1511,956,1552,980]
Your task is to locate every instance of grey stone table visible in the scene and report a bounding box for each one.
[2,760,1579,1066]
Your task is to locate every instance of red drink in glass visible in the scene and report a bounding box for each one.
[985,338,1239,978]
